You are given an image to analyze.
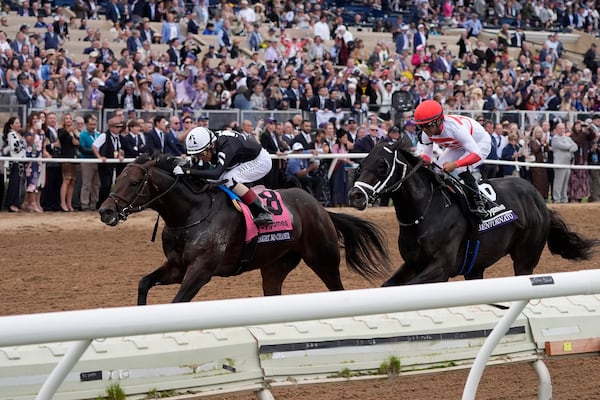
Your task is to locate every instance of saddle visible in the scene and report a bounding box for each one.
[433,172,520,233]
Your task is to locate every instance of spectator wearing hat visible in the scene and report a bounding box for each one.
[413,24,427,52]
[137,78,156,110]
[285,142,320,195]
[236,0,256,24]
[395,25,411,54]
[92,117,125,205]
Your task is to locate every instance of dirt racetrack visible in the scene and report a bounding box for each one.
[0,204,599,400]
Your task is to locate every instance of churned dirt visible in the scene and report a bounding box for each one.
[0,204,599,399]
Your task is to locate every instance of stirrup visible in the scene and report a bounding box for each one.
[471,204,488,218]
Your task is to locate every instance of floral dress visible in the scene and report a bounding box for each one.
[24,131,43,192]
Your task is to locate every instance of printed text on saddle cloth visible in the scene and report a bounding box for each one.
[243,190,293,243]
[477,183,519,232]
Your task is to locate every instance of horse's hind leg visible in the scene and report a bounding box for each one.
[260,253,302,295]
[510,243,544,276]
[138,261,185,305]
[382,263,418,286]
[302,245,344,291]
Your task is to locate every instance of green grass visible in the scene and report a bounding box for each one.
[378,356,401,376]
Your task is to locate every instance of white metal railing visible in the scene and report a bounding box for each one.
[0,270,599,400]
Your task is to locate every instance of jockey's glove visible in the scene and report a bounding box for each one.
[173,165,184,175]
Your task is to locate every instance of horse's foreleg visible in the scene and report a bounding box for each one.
[171,262,214,302]
[138,261,185,305]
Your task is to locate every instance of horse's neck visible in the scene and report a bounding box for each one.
[392,172,432,221]
[154,185,214,228]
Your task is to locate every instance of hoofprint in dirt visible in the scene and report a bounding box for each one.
[0,204,598,399]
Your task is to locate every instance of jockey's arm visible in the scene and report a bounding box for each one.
[453,128,483,168]
[187,161,226,180]
[420,135,434,165]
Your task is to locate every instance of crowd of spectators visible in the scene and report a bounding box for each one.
[0,0,600,212]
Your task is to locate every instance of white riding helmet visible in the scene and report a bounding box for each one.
[186,127,216,155]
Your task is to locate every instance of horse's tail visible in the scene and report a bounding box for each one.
[547,210,599,260]
[328,211,391,280]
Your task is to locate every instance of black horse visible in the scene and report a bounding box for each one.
[348,141,598,285]
[99,155,391,304]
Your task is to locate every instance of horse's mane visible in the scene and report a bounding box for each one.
[383,141,447,187]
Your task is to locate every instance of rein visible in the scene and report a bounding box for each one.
[397,181,435,226]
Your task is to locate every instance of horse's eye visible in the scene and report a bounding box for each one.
[376,160,390,178]
[131,181,139,187]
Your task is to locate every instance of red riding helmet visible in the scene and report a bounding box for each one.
[414,100,444,125]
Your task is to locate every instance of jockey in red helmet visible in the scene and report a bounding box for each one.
[414,100,492,218]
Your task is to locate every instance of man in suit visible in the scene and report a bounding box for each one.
[510,26,526,48]
[121,119,146,157]
[353,124,379,153]
[92,117,126,205]
[143,0,162,22]
[105,0,125,28]
[166,38,181,65]
[53,14,70,40]
[259,117,286,188]
[15,73,38,109]
[145,114,181,155]
[126,29,144,54]
[286,78,303,109]
[292,119,315,150]
[309,86,334,112]
[395,25,410,54]
[545,87,562,111]
[140,19,156,43]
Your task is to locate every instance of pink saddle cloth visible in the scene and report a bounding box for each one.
[242,189,293,243]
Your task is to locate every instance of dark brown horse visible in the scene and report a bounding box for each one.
[99,155,391,304]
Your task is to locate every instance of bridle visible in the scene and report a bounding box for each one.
[353,146,433,226]
[107,162,180,221]
[353,146,424,203]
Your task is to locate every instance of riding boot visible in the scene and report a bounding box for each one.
[232,182,274,226]
[458,171,488,218]
[248,197,274,226]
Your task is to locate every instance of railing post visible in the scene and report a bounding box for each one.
[35,339,92,400]
[462,300,529,399]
